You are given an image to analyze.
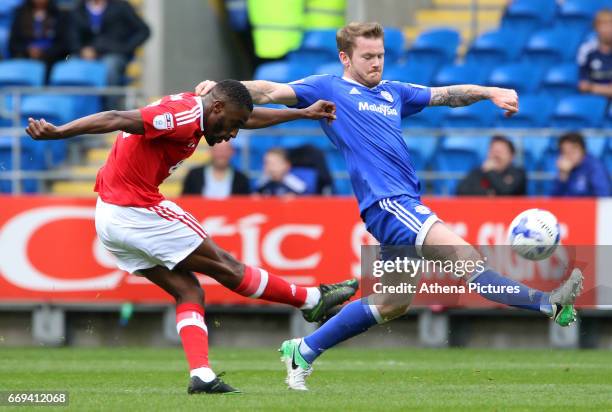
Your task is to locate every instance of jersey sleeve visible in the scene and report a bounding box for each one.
[139,97,200,141]
[288,75,333,108]
[394,82,431,117]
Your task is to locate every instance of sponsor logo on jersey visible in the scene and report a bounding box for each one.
[381,90,394,102]
[153,113,174,130]
[358,101,398,116]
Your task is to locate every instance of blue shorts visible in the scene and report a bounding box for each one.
[363,195,440,256]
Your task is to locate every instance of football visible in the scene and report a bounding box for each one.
[507,209,560,261]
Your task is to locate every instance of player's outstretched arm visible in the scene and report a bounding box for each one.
[429,85,519,117]
[195,79,298,106]
[25,110,144,140]
[244,100,336,129]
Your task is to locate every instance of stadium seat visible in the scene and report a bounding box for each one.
[325,149,346,173]
[487,63,544,94]
[383,60,437,85]
[299,30,338,56]
[0,0,22,30]
[584,136,608,158]
[0,26,9,59]
[432,148,482,195]
[315,62,344,77]
[558,0,603,38]
[50,59,107,118]
[0,59,46,87]
[551,95,608,128]
[495,94,554,128]
[432,62,492,87]
[383,27,405,63]
[402,106,449,128]
[0,135,44,193]
[285,50,336,73]
[441,100,498,128]
[403,135,438,170]
[465,29,524,65]
[502,0,558,32]
[405,28,460,70]
[50,59,107,87]
[512,136,552,172]
[20,95,76,125]
[540,63,579,98]
[334,177,353,195]
[254,61,310,83]
[523,29,583,69]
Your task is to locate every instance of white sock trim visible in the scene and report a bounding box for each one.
[249,269,269,299]
[176,313,208,334]
[368,304,385,324]
[190,367,216,383]
[300,287,322,310]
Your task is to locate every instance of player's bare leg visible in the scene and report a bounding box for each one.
[139,266,239,394]
[175,238,359,322]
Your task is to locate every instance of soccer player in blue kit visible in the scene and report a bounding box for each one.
[196,22,584,391]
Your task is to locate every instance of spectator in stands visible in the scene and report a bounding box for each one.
[288,144,334,194]
[456,135,526,196]
[70,0,150,86]
[578,9,612,98]
[256,147,307,196]
[9,0,71,78]
[551,132,611,197]
[182,141,250,198]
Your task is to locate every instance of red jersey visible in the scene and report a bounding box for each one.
[95,92,205,207]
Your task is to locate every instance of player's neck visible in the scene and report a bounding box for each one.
[342,72,378,89]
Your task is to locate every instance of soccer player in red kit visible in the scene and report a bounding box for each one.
[26,80,358,394]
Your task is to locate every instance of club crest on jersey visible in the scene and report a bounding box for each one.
[153,113,174,130]
[380,91,394,102]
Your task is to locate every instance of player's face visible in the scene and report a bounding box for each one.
[488,141,513,170]
[595,13,612,43]
[560,142,585,166]
[205,102,251,146]
[342,36,385,88]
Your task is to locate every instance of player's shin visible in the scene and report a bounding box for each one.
[466,268,550,314]
[233,265,320,309]
[176,303,216,383]
[299,299,382,364]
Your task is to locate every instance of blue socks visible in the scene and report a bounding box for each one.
[300,299,379,364]
[471,269,550,313]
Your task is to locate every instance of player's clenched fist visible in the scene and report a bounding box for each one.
[25,117,62,140]
[489,87,519,118]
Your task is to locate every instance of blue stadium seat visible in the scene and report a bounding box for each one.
[432,62,492,87]
[441,100,498,128]
[502,0,558,32]
[20,95,76,125]
[299,30,338,56]
[0,26,9,59]
[279,135,333,150]
[402,106,449,128]
[558,0,603,38]
[406,28,460,70]
[50,59,107,87]
[334,177,353,195]
[0,135,44,193]
[254,61,310,83]
[523,29,583,69]
[286,50,336,73]
[585,136,608,158]
[465,29,524,65]
[0,59,45,87]
[487,63,544,94]
[383,60,437,85]
[512,136,552,172]
[540,63,579,98]
[50,59,107,118]
[403,135,438,170]
[383,27,405,63]
[315,62,344,76]
[551,95,608,128]
[432,150,482,195]
[325,149,346,173]
[0,0,22,30]
[495,94,554,128]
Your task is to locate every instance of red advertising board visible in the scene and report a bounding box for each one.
[0,196,598,306]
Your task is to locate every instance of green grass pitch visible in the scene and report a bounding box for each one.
[1,347,611,411]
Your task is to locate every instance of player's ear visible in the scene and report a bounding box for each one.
[339,51,350,68]
[212,100,225,114]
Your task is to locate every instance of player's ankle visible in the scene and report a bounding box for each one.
[190,367,216,383]
[300,287,321,310]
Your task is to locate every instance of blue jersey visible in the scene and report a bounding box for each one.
[289,75,431,213]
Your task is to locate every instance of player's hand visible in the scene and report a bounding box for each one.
[25,118,62,140]
[195,80,217,96]
[489,87,518,118]
[303,100,337,124]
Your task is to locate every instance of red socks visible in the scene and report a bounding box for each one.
[176,303,209,370]
[234,266,309,308]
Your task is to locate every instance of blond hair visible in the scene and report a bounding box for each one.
[336,22,384,57]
